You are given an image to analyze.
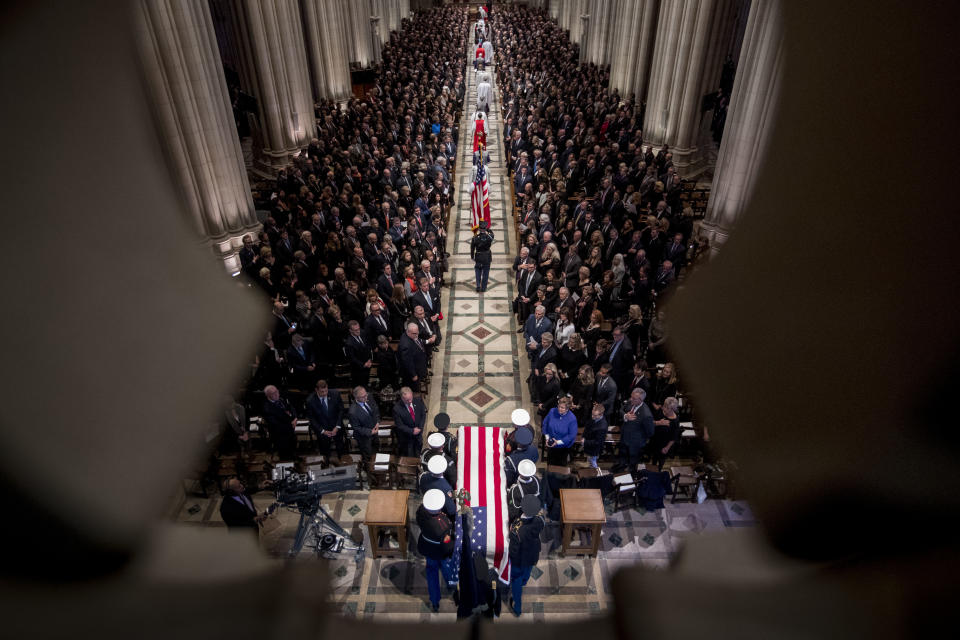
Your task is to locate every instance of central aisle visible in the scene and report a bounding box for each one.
[427,39,530,428]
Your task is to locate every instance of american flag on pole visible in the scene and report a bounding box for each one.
[469,148,491,232]
[451,425,510,583]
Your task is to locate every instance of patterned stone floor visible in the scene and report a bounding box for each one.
[172,486,757,623]
[424,39,528,430]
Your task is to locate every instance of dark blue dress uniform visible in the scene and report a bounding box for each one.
[417,500,456,611]
[504,426,538,486]
[419,471,457,514]
[508,495,544,616]
[421,448,458,488]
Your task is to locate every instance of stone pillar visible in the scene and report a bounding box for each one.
[549,0,561,21]
[583,0,616,66]
[134,0,260,273]
[345,0,376,68]
[229,0,314,169]
[371,15,382,64]
[642,0,734,176]
[579,13,590,63]
[608,0,660,101]
[700,0,783,255]
[301,0,353,102]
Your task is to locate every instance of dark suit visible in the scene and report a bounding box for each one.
[285,343,316,387]
[344,333,373,386]
[516,269,542,321]
[398,333,428,388]
[411,289,439,317]
[305,390,347,457]
[619,400,655,468]
[347,399,380,461]
[376,273,396,301]
[262,397,297,460]
[530,344,558,376]
[219,492,259,532]
[607,337,635,391]
[522,315,553,358]
[415,316,441,355]
[392,396,427,457]
[364,313,391,341]
[561,252,582,291]
[595,375,618,420]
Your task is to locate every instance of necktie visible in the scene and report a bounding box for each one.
[361,402,369,414]
[379,316,386,331]
[408,404,415,422]
[321,396,327,410]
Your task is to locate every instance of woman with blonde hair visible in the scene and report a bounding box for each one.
[533,362,562,418]
[558,332,588,389]
[568,364,595,427]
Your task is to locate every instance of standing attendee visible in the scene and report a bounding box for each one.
[344,320,373,387]
[594,363,619,421]
[347,385,380,462]
[583,403,609,469]
[393,386,427,457]
[417,489,457,613]
[305,380,348,460]
[262,385,297,460]
[508,495,545,617]
[398,322,428,389]
[219,477,264,536]
[649,396,681,469]
[470,220,495,292]
[617,387,655,471]
[541,396,577,465]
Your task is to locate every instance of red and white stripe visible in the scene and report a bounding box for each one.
[457,425,510,582]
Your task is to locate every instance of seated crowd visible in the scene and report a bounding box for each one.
[225,6,468,466]
[494,6,701,473]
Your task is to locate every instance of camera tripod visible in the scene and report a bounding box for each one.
[285,501,365,563]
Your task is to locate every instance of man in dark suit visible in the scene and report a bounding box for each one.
[412,305,441,356]
[662,233,686,271]
[271,300,297,350]
[411,276,440,323]
[516,262,541,323]
[219,478,262,533]
[530,332,558,378]
[398,322,428,389]
[393,386,427,457]
[347,385,380,461]
[607,327,635,393]
[653,260,677,293]
[617,387,655,471]
[305,379,348,459]
[262,385,297,460]
[522,305,552,362]
[285,333,316,389]
[561,250,582,291]
[595,363,618,421]
[377,263,397,301]
[344,320,373,387]
[363,303,391,341]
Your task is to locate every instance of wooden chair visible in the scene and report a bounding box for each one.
[613,471,639,511]
[395,456,421,490]
[670,465,701,503]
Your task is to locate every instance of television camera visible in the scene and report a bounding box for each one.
[267,465,364,562]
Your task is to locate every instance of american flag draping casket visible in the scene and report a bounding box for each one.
[445,425,510,584]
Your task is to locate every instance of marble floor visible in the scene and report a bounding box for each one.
[425,47,529,430]
[171,484,757,623]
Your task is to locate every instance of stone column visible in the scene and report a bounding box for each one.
[301,0,353,102]
[701,0,783,255]
[608,0,660,101]
[345,0,376,68]
[549,0,561,21]
[229,0,314,169]
[371,15,382,64]
[583,0,616,66]
[579,13,590,63]
[642,0,734,176]
[134,0,260,273]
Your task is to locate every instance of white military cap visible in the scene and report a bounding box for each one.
[518,459,537,478]
[427,455,447,475]
[511,408,530,427]
[423,488,445,512]
[427,432,446,448]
